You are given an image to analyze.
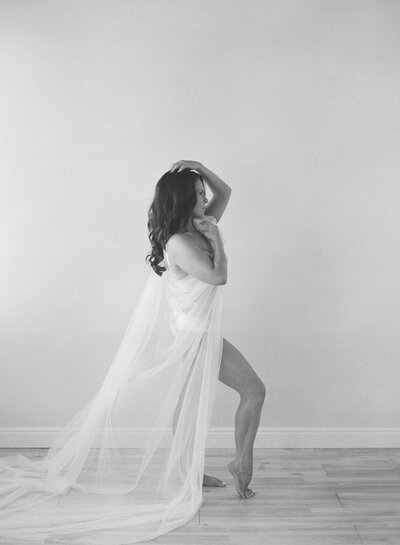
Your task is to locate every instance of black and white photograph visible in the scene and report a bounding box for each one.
[0,1,399,543]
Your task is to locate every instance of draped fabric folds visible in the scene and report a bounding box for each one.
[0,228,225,544]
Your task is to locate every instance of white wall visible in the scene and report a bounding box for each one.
[1,0,399,447]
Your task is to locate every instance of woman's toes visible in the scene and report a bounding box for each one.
[244,488,255,498]
[203,473,226,487]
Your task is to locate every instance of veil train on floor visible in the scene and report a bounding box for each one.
[0,220,225,545]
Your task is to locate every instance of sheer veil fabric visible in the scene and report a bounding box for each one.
[0,218,225,544]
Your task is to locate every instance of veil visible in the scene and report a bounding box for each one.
[0,219,225,544]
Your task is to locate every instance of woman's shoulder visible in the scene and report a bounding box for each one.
[168,231,214,264]
[166,232,194,253]
[165,234,195,275]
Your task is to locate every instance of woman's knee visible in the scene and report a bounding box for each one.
[219,338,267,401]
[259,381,267,399]
[242,379,267,402]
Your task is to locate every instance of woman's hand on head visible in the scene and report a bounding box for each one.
[169,160,204,174]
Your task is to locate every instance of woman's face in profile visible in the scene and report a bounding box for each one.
[191,179,208,219]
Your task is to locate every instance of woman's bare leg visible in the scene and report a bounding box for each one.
[218,337,266,499]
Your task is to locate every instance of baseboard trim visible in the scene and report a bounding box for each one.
[0,427,399,449]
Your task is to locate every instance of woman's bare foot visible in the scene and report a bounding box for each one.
[202,473,226,487]
[227,460,255,499]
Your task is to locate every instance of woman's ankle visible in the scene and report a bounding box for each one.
[233,453,253,472]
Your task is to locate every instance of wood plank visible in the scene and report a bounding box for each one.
[0,447,399,544]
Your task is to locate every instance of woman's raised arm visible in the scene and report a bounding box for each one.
[170,160,232,223]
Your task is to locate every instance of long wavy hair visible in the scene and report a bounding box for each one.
[146,169,205,276]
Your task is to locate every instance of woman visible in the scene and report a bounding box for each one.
[0,161,266,544]
[152,160,267,499]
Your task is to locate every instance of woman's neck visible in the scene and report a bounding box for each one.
[177,215,204,234]
[185,217,196,231]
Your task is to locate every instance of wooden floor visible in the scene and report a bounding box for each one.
[1,448,400,544]
[164,448,400,545]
